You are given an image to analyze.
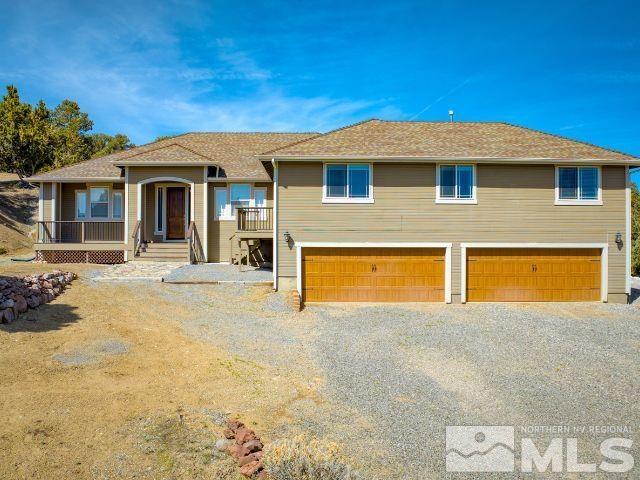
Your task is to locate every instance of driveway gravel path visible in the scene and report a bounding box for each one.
[149,282,640,478]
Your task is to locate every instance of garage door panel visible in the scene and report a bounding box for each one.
[303,247,444,302]
[467,248,600,302]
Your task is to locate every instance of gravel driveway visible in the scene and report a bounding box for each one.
[153,283,640,479]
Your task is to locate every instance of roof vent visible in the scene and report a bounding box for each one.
[448,110,454,122]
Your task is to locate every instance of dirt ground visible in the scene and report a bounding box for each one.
[0,263,304,480]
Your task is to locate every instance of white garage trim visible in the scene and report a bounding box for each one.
[294,242,453,303]
[460,242,609,303]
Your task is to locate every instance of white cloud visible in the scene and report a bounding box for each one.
[0,2,399,143]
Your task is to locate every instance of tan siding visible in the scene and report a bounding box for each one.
[277,163,627,299]
[206,182,273,262]
[126,166,206,258]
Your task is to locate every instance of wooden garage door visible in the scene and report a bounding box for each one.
[302,247,445,302]
[467,248,601,302]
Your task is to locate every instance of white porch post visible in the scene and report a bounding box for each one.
[51,182,58,239]
[124,168,129,261]
[203,166,208,262]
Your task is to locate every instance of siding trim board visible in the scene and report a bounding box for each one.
[625,166,631,294]
[460,242,609,303]
[294,242,453,303]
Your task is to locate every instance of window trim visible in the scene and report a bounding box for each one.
[154,185,165,234]
[554,165,602,206]
[75,190,87,220]
[213,183,265,220]
[88,186,110,219]
[436,163,477,204]
[111,190,123,219]
[322,163,374,204]
[214,186,233,220]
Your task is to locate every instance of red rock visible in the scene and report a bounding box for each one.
[238,451,262,466]
[242,439,263,453]
[257,471,268,479]
[235,426,257,444]
[228,443,243,458]
[223,428,235,439]
[227,419,244,432]
[239,460,262,477]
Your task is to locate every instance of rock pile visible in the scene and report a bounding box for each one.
[223,419,267,478]
[0,271,76,323]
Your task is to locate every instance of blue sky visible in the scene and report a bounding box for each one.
[1,0,639,179]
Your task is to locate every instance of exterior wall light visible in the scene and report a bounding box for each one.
[283,231,292,243]
[615,232,622,245]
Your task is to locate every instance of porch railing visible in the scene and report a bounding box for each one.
[237,207,273,232]
[36,221,125,243]
[187,221,204,264]
[132,220,142,256]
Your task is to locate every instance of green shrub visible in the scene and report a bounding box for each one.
[262,435,359,480]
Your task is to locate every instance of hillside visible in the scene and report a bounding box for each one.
[0,172,38,257]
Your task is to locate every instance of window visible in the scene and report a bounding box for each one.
[230,184,251,216]
[323,164,373,203]
[437,165,476,203]
[90,187,109,218]
[112,191,123,219]
[214,188,231,219]
[556,166,601,204]
[75,191,87,219]
[156,187,164,233]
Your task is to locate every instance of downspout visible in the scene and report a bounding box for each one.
[625,165,631,296]
[272,158,278,291]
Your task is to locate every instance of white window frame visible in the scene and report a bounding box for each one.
[88,186,110,219]
[75,190,88,220]
[214,186,233,220]
[555,165,602,205]
[436,163,477,204]
[111,191,123,219]
[322,163,374,204]
[155,185,165,234]
[213,184,266,220]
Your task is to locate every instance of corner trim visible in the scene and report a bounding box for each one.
[203,167,208,262]
[294,242,452,304]
[625,166,631,294]
[38,183,44,221]
[273,159,279,290]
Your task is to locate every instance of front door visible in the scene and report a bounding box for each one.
[166,187,185,239]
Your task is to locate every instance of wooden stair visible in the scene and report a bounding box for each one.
[135,242,189,262]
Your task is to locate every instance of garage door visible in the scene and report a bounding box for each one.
[466,248,601,302]
[302,247,445,302]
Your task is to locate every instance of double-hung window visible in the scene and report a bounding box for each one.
[556,166,601,204]
[214,184,262,220]
[323,164,373,203]
[90,187,109,218]
[437,164,476,203]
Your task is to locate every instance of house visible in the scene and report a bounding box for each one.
[29,120,639,304]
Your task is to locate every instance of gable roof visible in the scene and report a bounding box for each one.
[28,132,317,182]
[260,119,638,163]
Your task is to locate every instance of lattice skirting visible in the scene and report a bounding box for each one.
[35,250,125,264]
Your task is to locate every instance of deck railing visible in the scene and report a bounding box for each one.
[36,221,125,243]
[237,207,273,232]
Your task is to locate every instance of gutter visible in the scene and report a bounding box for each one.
[255,155,640,165]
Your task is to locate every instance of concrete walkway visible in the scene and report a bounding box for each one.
[90,262,273,284]
[162,263,272,284]
[90,262,187,282]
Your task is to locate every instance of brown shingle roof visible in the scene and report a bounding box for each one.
[261,119,638,162]
[28,132,317,182]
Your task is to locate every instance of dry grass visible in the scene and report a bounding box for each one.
[0,262,302,479]
[0,173,38,257]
